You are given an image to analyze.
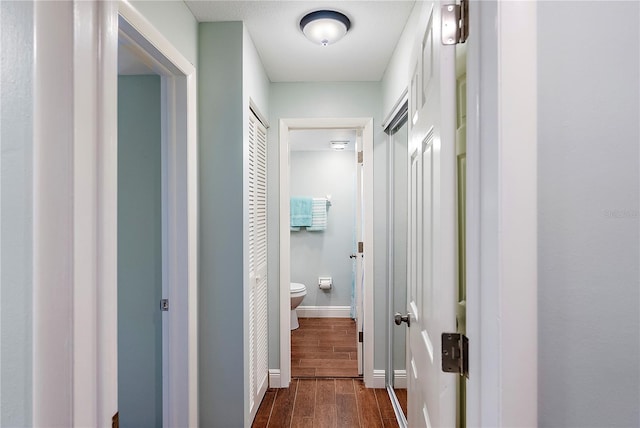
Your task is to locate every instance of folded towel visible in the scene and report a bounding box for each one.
[307,198,327,231]
[290,197,313,227]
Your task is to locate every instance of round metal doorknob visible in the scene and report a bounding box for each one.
[394,312,411,327]
[349,254,357,259]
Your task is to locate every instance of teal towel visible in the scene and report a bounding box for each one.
[290,197,312,227]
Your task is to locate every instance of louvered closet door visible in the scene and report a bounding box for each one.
[248,111,268,420]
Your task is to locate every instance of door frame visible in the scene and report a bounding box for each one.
[32,1,198,425]
[117,2,198,427]
[278,117,374,387]
[117,3,199,426]
[465,1,537,426]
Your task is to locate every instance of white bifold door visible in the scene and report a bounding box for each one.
[248,110,269,421]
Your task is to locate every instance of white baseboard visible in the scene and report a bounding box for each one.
[269,369,281,388]
[372,369,386,388]
[296,305,351,318]
[393,369,407,389]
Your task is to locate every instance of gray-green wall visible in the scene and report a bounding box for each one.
[0,2,34,426]
[267,82,387,370]
[198,22,245,427]
[117,75,163,428]
[537,2,639,426]
[290,150,356,307]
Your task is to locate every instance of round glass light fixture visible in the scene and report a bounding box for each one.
[300,10,351,47]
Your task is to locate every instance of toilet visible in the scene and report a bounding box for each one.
[290,282,307,330]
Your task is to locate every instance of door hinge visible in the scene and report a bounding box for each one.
[441,333,469,378]
[358,331,364,343]
[358,241,364,253]
[441,0,469,45]
[160,299,169,311]
[357,151,363,164]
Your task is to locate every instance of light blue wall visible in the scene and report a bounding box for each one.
[267,82,387,370]
[199,22,245,427]
[130,0,198,68]
[117,75,163,428]
[198,21,270,427]
[538,2,639,426]
[290,150,356,307]
[0,2,33,426]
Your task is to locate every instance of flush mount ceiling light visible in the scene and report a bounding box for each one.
[330,140,348,151]
[300,10,351,47]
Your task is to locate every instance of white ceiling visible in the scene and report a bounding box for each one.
[185,1,416,82]
[290,129,357,151]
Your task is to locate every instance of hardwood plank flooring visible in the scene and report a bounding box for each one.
[291,318,358,378]
[252,379,399,428]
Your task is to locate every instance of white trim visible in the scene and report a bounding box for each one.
[381,88,409,131]
[295,306,352,318]
[372,370,386,389]
[466,1,537,426]
[393,369,407,389]
[279,117,375,389]
[249,98,270,129]
[268,369,282,388]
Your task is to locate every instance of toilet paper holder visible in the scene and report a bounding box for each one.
[318,276,332,290]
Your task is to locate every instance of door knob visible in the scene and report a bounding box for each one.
[394,312,411,327]
[349,254,357,259]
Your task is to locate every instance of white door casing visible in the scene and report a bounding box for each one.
[31,1,198,425]
[406,1,458,427]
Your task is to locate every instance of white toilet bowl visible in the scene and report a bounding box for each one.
[290,282,307,330]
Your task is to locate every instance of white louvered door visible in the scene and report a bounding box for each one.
[248,111,268,421]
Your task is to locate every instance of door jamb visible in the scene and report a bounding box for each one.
[465,1,537,426]
[278,117,374,387]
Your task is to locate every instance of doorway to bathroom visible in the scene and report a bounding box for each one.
[288,128,358,378]
[279,118,374,386]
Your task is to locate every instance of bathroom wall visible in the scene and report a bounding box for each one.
[290,150,356,308]
[267,82,386,370]
[117,75,163,428]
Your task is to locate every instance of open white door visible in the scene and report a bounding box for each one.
[406,1,459,426]
[354,130,364,375]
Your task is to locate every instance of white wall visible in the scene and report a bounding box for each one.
[290,150,356,308]
[537,2,639,426]
[267,82,385,369]
[0,2,34,426]
[381,1,420,121]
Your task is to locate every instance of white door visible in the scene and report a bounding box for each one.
[248,111,269,420]
[354,130,364,375]
[406,1,458,426]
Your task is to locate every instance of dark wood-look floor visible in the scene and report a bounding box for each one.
[252,379,400,428]
[291,318,358,378]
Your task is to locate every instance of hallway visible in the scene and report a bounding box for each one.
[252,379,399,427]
